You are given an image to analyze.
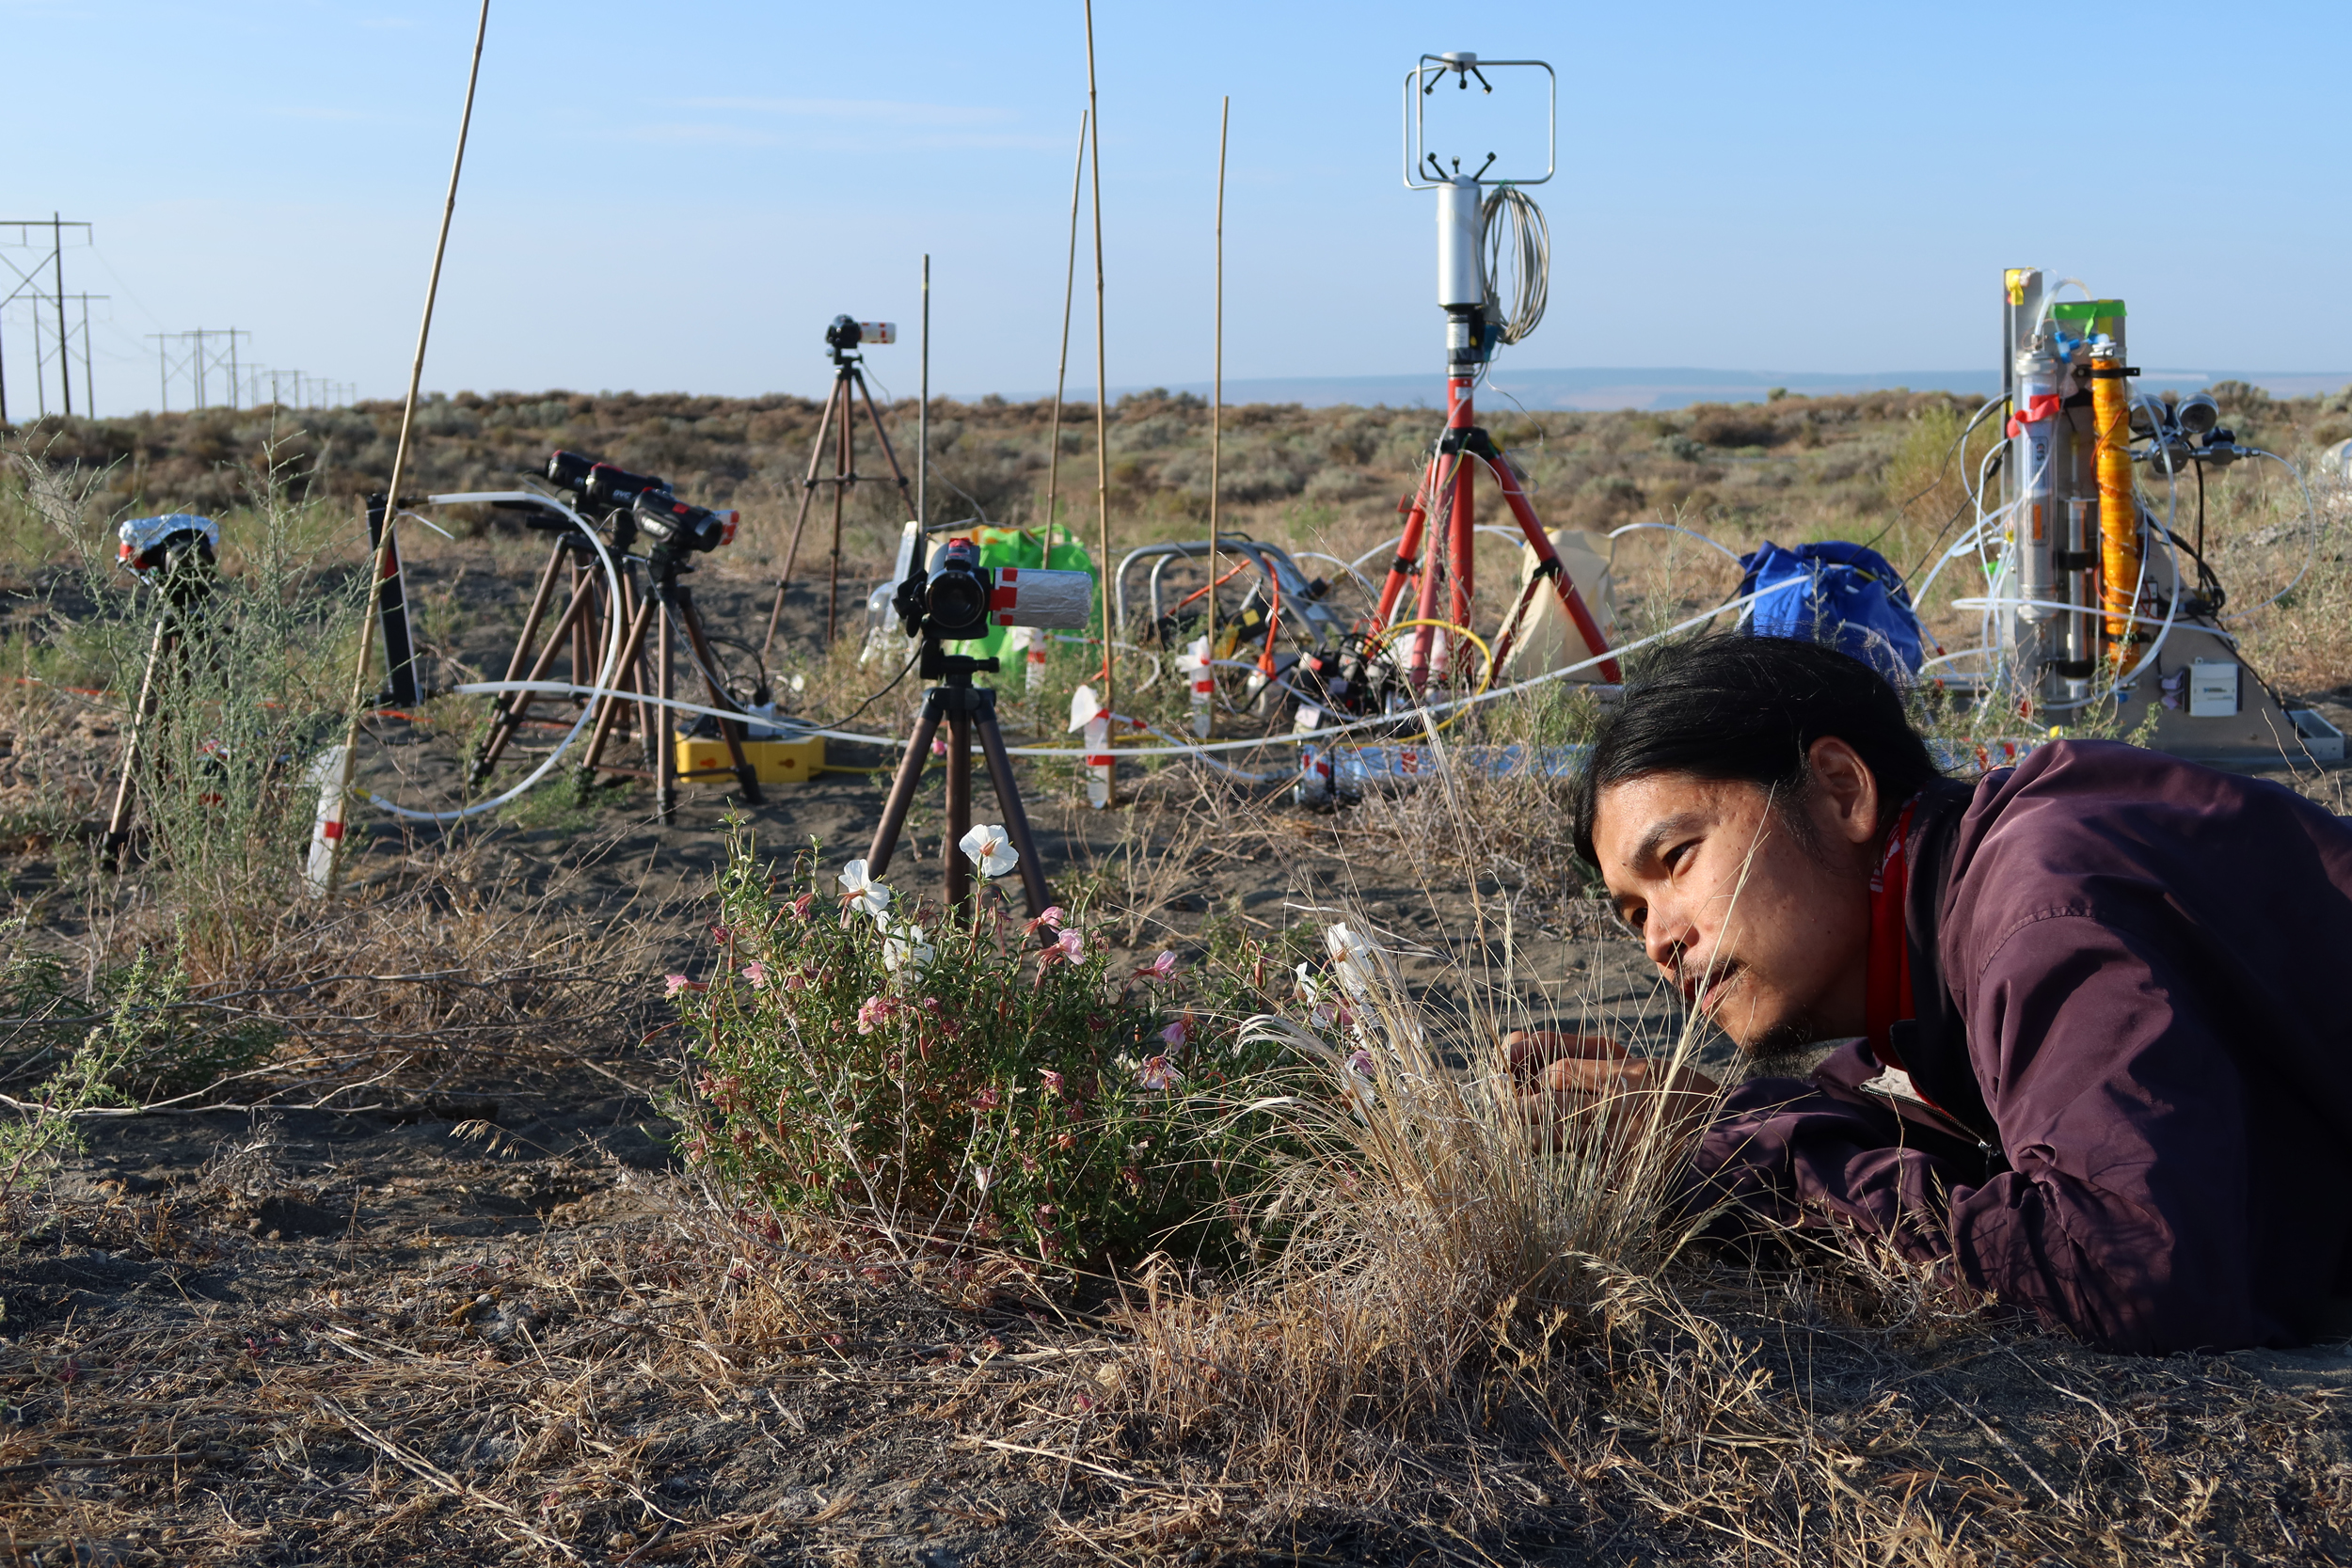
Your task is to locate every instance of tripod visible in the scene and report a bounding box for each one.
[1370,377,1621,690]
[470,525,763,823]
[760,342,911,658]
[102,542,216,872]
[864,645,1052,917]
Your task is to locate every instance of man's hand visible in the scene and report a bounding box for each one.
[1502,1029,1722,1155]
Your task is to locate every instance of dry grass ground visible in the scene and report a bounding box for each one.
[0,387,2344,1564]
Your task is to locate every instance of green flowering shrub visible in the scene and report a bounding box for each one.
[673,824,1300,1272]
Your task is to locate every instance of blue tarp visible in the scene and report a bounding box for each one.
[1736,539,1928,678]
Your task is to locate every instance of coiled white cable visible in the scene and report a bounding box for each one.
[1480,186,1548,345]
[358,491,625,822]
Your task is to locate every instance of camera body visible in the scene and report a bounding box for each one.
[633,491,739,557]
[888,525,1095,649]
[537,449,738,567]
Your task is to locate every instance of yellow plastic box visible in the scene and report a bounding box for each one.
[672,734,825,785]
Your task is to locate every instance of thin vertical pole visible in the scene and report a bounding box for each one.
[917,254,929,530]
[1084,0,1115,772]
[78,295,92,416]
[1041,110,1088,534]
[228,329,240,412]
[53,215,70,417]
[1207,96,1228,666]
[321,0,492,895]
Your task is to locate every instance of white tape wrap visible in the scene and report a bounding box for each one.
[990,567,1095,630]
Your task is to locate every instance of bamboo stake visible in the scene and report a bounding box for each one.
[1084,0,1114,799]
[1041,110,1087,538]
[1206,96,1228,684]
[917,254,929,531]
[320,0,490,895]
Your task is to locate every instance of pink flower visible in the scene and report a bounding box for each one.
[1135,950,1179,982]
[709,923,736,946]
[855,995,898,1035]
[740,961,769,990]
[970,1086,1003,1111]
[1040,1069,1065,1097]
[663,974,707,997]
[1137,1055,1180,1091]
[1346,1047,1375,1078]
[787,893,815,921]
[1056,927,1087,962]
[1159,1015,1193,1050]
[1024,905,1068,936]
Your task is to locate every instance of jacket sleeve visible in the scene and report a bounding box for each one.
[1944,911,2270,1353]
[1689,1055,1978,1269]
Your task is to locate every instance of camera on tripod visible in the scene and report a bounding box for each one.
[886,526,1094,671]
[118,514,220,609]
[824,315,896,358]
[633,491,738,560]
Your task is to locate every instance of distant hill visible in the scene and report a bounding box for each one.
[1057,366,2352,412]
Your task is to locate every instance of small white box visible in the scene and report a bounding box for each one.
[2187,659,2240,718]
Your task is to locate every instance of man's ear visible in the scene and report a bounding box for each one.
[1806,736,1882,847]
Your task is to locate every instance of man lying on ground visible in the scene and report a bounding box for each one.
[1537,635,2352,1354]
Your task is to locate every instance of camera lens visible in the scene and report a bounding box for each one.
[926,568,989,638]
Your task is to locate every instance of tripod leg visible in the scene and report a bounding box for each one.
[762,374,844,664]
[1375,485,1430,626]
[499,539,568,693]
[944,701,973,907]
[1473,432,1622,682]
[658,595,675,825]
[974,703,1053,918]
[471,575,598,784]
[578,586,658,778]
[827,397,850,644]
[675,586,764,805]
[853,368,915,505]
[102,618,174,871]
[1408,451,1453,692]
[866,696,945,876]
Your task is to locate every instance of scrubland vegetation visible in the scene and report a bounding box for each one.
[0,381,2340,1565]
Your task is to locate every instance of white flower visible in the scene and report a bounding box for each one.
[882,922,936,974]
[1326,923,1378,999]
[958,823,1020,879]
[838,859,893,921]
[1293,960,1322,1006]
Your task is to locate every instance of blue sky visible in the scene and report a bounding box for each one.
[3,0,2347,415]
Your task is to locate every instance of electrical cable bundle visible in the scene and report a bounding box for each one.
[1480,186,1548,345]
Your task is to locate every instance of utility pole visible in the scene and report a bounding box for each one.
[52,215,69,415]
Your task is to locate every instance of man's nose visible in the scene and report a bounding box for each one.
[1644,897,1692,973]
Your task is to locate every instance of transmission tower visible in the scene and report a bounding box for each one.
[145,328,252,412]
[0,214,94,422]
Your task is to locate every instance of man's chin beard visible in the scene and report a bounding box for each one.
[1734,1014,1841,1081]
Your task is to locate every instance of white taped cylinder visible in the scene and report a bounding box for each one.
[303,744,348,896]
[990,566,1095,630]
[1085,717,1112,808]
[1184,635,1213,737]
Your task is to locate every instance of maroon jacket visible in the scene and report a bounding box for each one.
[1690,739,2352,1353]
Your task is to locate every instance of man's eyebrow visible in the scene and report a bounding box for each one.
[1628,813,1706,870]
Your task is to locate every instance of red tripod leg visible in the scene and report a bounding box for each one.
[1484,450,1622,683]
[1374,491,1428,627]
[1407,453,1451,693]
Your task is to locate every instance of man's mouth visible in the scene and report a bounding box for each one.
[1680,959,1740,1016]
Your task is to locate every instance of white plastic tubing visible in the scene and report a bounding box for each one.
[430,578,1808,765]
[358,491,625,821]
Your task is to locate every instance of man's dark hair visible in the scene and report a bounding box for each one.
[1568,636,1943,865]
